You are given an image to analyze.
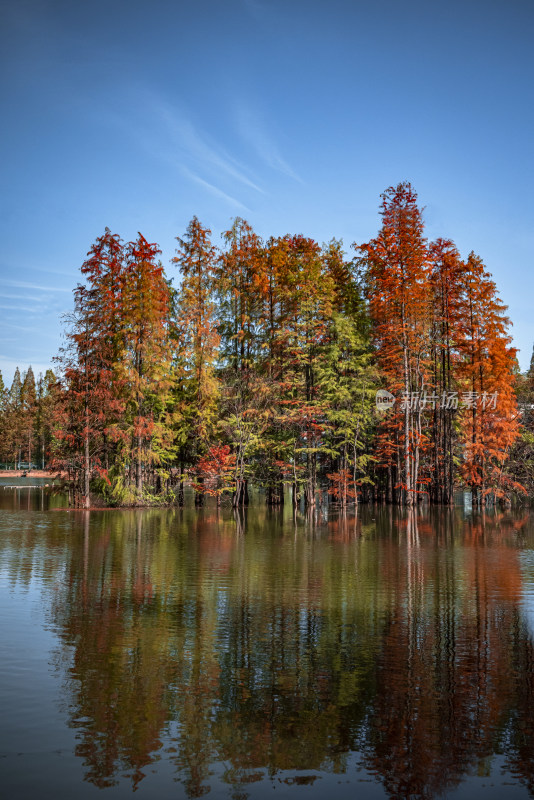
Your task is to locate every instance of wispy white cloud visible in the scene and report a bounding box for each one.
[155,101,264,194]
[2,322,60,337]
[99,90,263,210]
[0,303,39,313]
[235,103,303,183]
[181,168,251,212]
[0,256,74,279]
[0,279,70,293]
[31,265,76,278]
[1,293,43,303]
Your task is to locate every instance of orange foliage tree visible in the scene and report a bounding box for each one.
[54,229,127,506]
[428,238,465,504]
[120,233,174,495]
[455,252,522,505]
[357,182,432,505]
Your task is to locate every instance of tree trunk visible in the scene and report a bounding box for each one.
[403,343,413,506]
[83,435,90,509]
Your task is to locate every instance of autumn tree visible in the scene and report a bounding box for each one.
[119,234,175,498]
[217,218,267,374]
[357,183,432,505]
[455,252,522,505]
[428,239,465,504]
[215,218,273,506]
[79,227,128,475]
[55,229,128,506]
[267,235,337,507]
[323,237,364,318]
[55,285,109,505]
[190,444,236,504]
[506,351,534,497]
[42,190,524,508]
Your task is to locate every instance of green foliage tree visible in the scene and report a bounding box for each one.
[36,369,57,469]
[172,217,220,503]
[21,366,36,466]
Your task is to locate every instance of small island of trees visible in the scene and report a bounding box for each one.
[1,183,533,509]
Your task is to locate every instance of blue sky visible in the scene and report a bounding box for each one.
[1,0,533,386]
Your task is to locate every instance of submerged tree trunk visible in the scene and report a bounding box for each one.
[266,477,285,506]
[195,475,204,506]
[233,478,249,507]
[177,462,184,506]
[83,397,90,509]
[136,434,143,495]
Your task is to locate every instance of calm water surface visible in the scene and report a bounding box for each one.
[2,480,534,798]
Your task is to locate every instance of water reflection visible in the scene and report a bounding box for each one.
[1,494,534,797]
[0,477,67,512]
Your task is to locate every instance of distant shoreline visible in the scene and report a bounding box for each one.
[0,470,62,478]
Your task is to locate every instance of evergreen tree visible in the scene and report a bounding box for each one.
[216,218,270,506]
[172,217,220,502]
[36,369,57,469]
[7,368,23,467]
[269,234,336,507]
[21,366,36,466]
[320,313,377,505]
[0,370,6,465]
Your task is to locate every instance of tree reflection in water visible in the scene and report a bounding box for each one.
[2,498,534,797]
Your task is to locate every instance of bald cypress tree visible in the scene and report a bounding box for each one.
[7,368,23,467]
[0,370,5,465]
[21,366,36,466]
[36,369,57,469]
[120,234,174,496]
[357,183,432,505]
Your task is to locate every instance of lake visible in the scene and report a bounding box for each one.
[2,479,534,798]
